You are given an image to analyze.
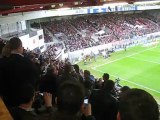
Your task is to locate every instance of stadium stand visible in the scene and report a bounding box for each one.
[36,13,160,53]
[0,36,159,120]
[1,1,160,120]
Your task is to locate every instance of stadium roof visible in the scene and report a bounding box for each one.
[0,0,159,15]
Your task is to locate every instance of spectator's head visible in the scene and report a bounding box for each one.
[103,73,110,81]
[84,70,90,79]
[120,86,130,93]
[103,80,114,92]
[9,37,23,54]
[118,88,159,120]
[47,66,58,76]
[2,42,11,57]
[57,81,85,115]
[73,64,80,74]
[64,63,72,73]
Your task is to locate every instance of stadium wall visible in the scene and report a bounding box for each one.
[61,31,160,64]
[61,43,113,64]
[0,21,26,36]
[20,29,45,51]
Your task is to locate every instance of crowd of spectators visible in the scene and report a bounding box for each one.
[42,43,64,60]
[0,37,159,120]
[40,13,160,53]
[43,31,53,43]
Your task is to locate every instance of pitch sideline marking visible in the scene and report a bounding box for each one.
[91,46,160,94]
[93,47,156,69]
[129,56,160,65]
[93,68,160,94]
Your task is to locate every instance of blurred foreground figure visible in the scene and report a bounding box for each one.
[0,37,39,107]
[118,88,159,120]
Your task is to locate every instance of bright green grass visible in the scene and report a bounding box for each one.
[78,45,160,103]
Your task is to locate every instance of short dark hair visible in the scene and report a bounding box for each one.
[84,70,90,76]
[120,86,130,93]
[103,73,109,80]
[57,81,85,115]
[119,88,159,120]
[9,37,22,50]
[73,64,79,73]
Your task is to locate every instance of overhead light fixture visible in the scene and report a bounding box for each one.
[74,2,79,5]
[51,5,56,8]
[134,0,160,5]
[103,2,128,7]
[59,3,63,7]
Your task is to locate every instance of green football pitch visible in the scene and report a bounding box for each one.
[78,44,160,103]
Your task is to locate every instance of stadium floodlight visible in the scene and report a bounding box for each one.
[134,0,160,5]
[103,2,128,7]
[74,1,79,5]
[51,5,56,8]
[59,3,64,7]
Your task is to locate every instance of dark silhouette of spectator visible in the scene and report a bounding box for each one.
[0,37,39,107]
[2,42,11,58]
[118,88,159,120]
[40,66,58,104]
[116,86,131,100]
[73,64,84,84]
[83,70,94,97]
[50,81,95,120]
[90,80,118,120]
[0,41,5,96]
[95,78,103,89]
[120,86,130,94]
[57,63,77,87]
[103,73,110,81]
[102,73,110,88]
[10,84,53,120]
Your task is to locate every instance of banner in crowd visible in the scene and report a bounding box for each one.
[87,5,137,14]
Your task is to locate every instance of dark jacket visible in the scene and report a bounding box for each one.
[90,89,118,120]
[10,107,53,120]
[39,73,57,104]
[10,107,38,120]
[49,110,95,120]
[0,54,39,107]
[40,73,57,94]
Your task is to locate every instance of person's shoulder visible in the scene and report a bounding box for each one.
[8,54,24,62]
[10,107,37,120]
[10,54,23,58]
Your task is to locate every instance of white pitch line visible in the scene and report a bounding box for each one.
[93,47,156,69]
[93,68,160,94]
[129,56,160,65]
